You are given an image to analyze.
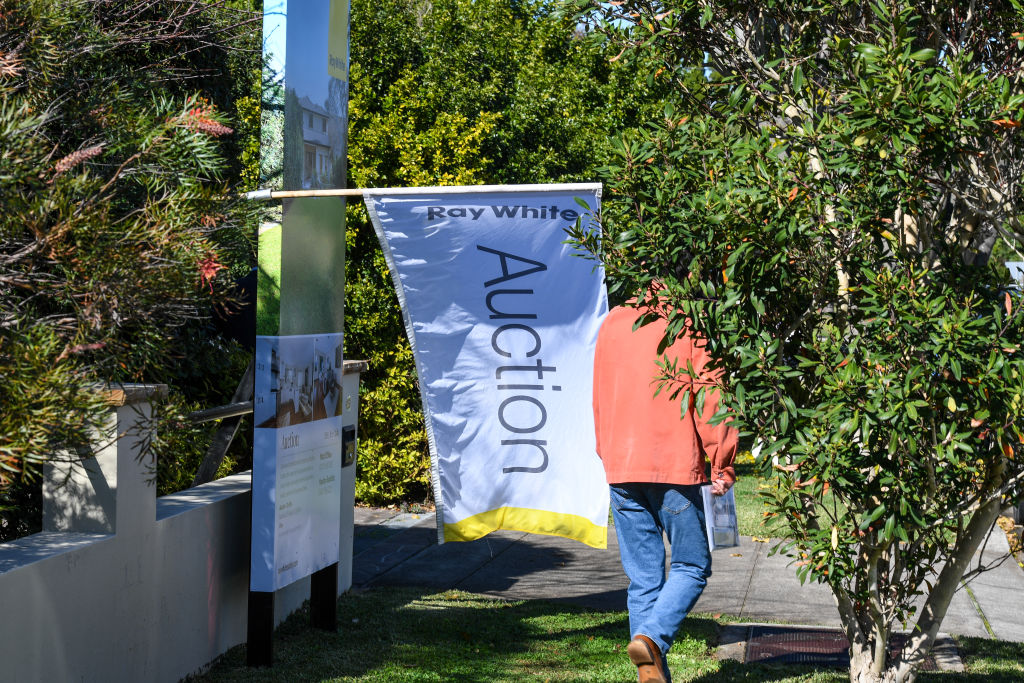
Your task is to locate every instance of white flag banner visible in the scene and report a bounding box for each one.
[365,184,609,548]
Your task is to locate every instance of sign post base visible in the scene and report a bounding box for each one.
[247,590,274,667]
[310,562,339,631]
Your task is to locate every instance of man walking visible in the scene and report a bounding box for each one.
[592,302,737,683]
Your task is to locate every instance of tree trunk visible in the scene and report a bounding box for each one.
[848,643,913,683]
[848,663,904,683]
[848,625,910,683]
[843,494,1005,683]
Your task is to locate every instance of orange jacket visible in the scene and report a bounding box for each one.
[592,305,737,486]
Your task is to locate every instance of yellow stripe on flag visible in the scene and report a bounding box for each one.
[444,507,607,549]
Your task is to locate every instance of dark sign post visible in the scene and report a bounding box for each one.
[248,0,350,666]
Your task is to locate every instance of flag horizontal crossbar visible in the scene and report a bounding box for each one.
[242,183,602,201]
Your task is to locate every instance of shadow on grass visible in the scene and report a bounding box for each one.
[195,586,638,682]
[193,587,1023,682]
[189,589,842,683]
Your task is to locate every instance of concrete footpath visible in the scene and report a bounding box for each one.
[352,506,1024,643]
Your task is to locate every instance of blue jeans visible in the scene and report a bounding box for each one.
[610,483,711,681]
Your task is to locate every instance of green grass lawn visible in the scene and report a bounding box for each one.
[732,461,780,538]
[731,459,845,540]
[192,587,1023,682]
[256,224,282,336]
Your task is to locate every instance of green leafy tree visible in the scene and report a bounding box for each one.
[345,0,668,504]
[570,1,1024,681]
[0,0,259,534]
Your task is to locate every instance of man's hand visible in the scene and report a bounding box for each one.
[710,478,732,496]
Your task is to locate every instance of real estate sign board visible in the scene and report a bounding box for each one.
[252,0,350,593]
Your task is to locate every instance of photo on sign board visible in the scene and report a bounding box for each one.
[254,334,318,429]
[312,333,344,420]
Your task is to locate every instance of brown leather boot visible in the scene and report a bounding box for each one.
[627,634,668,683]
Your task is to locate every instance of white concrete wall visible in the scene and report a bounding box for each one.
[0,370,361,683]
